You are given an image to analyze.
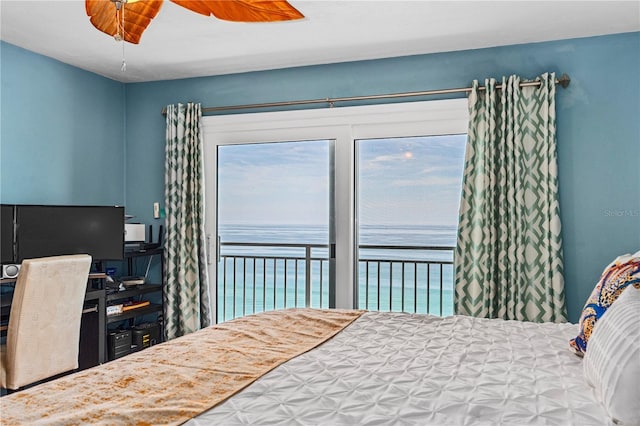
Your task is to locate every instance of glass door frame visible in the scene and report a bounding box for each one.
[203,99,468,321]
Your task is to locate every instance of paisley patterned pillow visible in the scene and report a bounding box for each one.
[569,251,640,355]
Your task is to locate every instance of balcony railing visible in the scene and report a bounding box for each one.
[217,242,454,322]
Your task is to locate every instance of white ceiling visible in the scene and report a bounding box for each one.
[1,1,639,83]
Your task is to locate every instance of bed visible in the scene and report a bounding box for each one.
[189,311,608,426]
[3,302,632,426]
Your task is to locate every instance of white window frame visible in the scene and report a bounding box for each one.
[203,98,468,320]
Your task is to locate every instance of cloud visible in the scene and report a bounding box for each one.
[390,176,462,187]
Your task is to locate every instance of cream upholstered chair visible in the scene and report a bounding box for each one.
[0,254,92,390]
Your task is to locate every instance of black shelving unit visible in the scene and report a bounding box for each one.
[105,248,164,360]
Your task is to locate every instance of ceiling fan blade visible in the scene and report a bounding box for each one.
[170,0,304,22]
[86,0,164,44]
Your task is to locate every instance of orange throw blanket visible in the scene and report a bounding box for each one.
[0,308,364,425]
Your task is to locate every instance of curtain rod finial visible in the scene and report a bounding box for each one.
[558,73,571,89]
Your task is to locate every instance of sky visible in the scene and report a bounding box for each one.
[217,134,467,227]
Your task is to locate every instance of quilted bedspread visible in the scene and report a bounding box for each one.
[189,311,610,426]
[0,308,364,425]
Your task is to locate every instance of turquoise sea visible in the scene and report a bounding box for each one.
[217,224,456,322]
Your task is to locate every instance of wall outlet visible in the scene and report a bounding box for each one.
[153,202,160,219]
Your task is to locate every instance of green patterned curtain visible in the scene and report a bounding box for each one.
[164,103,211,339]
[455,73,567,323]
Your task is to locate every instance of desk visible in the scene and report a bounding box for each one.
[0,274,107,370]
[79,286,107,368]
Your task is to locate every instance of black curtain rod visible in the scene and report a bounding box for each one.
[161,73,570,116]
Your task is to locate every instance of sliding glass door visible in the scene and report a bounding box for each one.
[215,140,335,322]
[356,135,466,316]
[204,98,468,322]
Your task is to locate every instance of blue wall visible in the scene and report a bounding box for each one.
[0,42,126,206]
[1,33,638,321]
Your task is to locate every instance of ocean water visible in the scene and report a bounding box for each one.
[217,224,456,322]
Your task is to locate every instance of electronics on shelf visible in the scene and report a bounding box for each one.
[107,330,132,360]
[120,277,146,287]
[124,224,163,252]
[107,322,161,360]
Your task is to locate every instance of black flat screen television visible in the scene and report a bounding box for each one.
[15,205,124,262]
[1,204,15,264]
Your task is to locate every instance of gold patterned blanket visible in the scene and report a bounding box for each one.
[0,308,364,425]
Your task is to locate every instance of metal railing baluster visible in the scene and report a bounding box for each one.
[401,262,405,312]
[232,258,237,319]
[319,260,323,308]
[440,263,444,317]
[365,261,369,310]
[377,262,381,310]
[426,263,430,315]
[223,256,227,320]
[294,259,299,307]
[413,263,417,313]
[305,247,311,308]
[242,258,246,317]
[389,262,393,312]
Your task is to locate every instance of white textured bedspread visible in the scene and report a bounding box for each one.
[188,311,608,426]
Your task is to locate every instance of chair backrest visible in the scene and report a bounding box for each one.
[4,254,92,389]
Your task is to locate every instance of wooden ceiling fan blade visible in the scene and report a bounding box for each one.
[170,0,304,22]
[86,0,164,44]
